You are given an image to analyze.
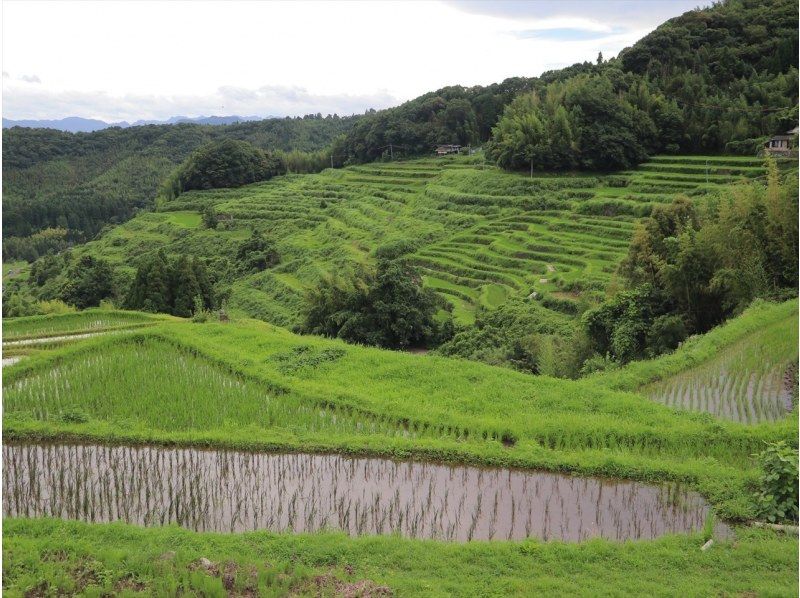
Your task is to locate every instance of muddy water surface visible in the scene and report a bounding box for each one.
[3,443,727,542]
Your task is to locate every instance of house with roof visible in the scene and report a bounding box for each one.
[435,144,461,156]
[764,126,798,157]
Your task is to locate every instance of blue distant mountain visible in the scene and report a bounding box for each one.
[2,114,266,132]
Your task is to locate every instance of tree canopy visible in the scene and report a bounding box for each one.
[163,139,284,199]
[302,257,449,350]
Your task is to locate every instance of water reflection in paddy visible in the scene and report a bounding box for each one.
[3,443,727,542]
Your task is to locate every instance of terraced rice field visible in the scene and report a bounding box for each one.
[77,155,778,326]
[2,340,422,439]
[642,313,798,424]
[4,443,726,541]
[1,309,169,341]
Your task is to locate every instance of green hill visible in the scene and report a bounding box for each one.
[18,153,778,329]
[2,115,359,258]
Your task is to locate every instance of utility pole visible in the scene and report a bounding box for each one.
[330,153,334,169]
[705,160,709,184]
[389,143,394,160]
[530,158,533,179]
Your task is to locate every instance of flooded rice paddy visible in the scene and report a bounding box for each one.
[643,360,795,424]
[642,316,797,424]
[3,443,727,542]
[2,331,112,347]
[2,356,23,367]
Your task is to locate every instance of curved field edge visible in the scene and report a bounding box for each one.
[3,518,798,597]
[590,299,799,392]
[1,309,179,341]
[3,322,796,521]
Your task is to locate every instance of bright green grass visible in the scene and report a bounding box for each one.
[2,309,176,341]
[3,339,417,439]
[4,316,796,520]
[163,210,202,228]
[2,261,29,282]
[4,518,797,597]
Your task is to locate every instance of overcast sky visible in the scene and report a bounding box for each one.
[2,0,708,122]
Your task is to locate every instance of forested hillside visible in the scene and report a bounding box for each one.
[337,0,797,165]
[2,114,358,259]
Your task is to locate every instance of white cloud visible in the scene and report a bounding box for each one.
[1,0,706,121]
[2,83,398,122]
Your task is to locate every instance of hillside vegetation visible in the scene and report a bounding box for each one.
[2,115,358,258]
[8,151,795,374]
[338,0,797,165]
[4,0,796,263]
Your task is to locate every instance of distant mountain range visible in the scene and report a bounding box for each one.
[2,114,268,133]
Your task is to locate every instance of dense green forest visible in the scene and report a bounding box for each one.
[2,114,359,259]
[337,0,797,166]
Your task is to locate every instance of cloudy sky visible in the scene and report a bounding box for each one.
[2,0,708,122]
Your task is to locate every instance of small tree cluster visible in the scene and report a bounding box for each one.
[236,230,280,274]
[302,257,450,350]
[60,255,116,309]
[162,139,284,200]
[124,251,215,317]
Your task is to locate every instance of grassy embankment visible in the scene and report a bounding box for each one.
[592,299,799,423]
[3,518,797,597]
[2,309,177,342]
[4,304,797,521]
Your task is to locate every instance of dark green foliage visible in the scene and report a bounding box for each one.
[753,441,799,523]
[586,161,798,363]
[236,230,280,273]
[2,115,359,255]
[618,0,798,153]
[338,79,536,163]
[201,205,218,229]
[582,286,665,364]
[164,139,284,199]
[124,251,215,317]
[60,256,116,309]
[437,298,588,377]
[302,259,446,349]
[3,227,69,262]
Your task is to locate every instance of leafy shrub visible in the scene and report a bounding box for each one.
[373,239,419,261]
[163,139,284,200]
[753,441,799,523]
[236,230,280,273]
[302,258,447,350]
[201,205,218,229]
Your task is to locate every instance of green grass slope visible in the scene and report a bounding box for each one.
[3,518,797,597]
[2,308,177,341]
[67,154,780,327]
[593,300,798,411]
